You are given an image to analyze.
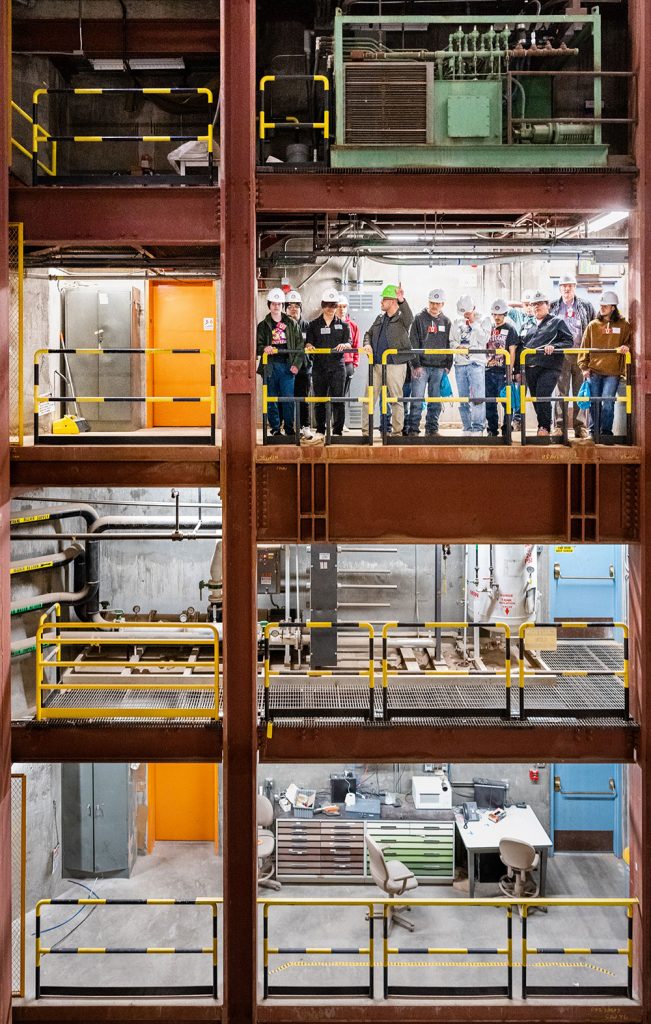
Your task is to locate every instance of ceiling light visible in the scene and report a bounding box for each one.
[587,211,629,233]
[89,58,126,71]
[128,58,185,71]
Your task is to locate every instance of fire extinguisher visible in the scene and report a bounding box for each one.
[529,766,539,783]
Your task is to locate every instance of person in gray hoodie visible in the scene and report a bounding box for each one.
[362,284,420,437]
[450,295,491,436]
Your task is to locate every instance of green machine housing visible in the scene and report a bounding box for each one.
[331,9,608,169]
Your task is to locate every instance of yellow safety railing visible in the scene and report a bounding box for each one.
[519,347,633,444]
[33,345,216,445]
[11,773,26,998]
[381,620,511,720]
[259,896,637,1002]
[259,74,330,141]
[518,620,629,720]
[31,86,214,184]
[262,619,375,726]
[261,347,374,443]
[35,897,221,999]
[36,612,221,721]
[11,100,57,176]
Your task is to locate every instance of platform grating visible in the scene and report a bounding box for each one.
[43,688,217,713]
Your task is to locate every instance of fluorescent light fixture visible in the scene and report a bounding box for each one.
[89,58,126,71]
[587,210,629,232]
[128,58,185,70]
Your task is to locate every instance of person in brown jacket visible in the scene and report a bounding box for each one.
[578,290,631,437]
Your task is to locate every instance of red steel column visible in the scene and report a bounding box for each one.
[220,2,258,1023]
[627,0,650,1006]
[0,0,12,1020]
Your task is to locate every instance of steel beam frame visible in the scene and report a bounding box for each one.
[12,19,220,56]
[10,445,220,489]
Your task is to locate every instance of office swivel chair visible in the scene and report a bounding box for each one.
[257,794,281,891]
[365,834,418,933]
[498,837,541,914]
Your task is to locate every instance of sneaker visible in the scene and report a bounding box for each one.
[551,427,563,438]
[300,426,314,440]
[573,428,589,439]
[487,430,498,437]
[462,430,473,436]
[425,430,438,437]
[537,427,550,437]
[270,428,282,436]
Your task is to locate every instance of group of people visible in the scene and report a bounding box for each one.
[256,273,631,441]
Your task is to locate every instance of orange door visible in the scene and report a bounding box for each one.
[148,764,218,847]
[147,280,216,426]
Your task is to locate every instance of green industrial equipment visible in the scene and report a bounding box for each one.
[331,9,608,169]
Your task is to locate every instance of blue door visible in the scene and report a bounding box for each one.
[549,545,624,621]
[551,763,622,855]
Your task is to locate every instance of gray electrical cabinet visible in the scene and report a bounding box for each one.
[310,544,338,666]
[62,764,137,878]
[63,286,143,430]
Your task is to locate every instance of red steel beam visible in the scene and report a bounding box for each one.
[0,0,12,1016]
[9,186,219,246]
[10,445,220,489]
[13,19,219,56]
[259,724,638,765]
[11,724,222,764]
[220,0,258,1021]
[627,0,651,1010]
[256,169,637,215]
[257,1006,644,1024]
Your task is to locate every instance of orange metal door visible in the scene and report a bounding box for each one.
[149,763,218,844]
[147,280,216,426]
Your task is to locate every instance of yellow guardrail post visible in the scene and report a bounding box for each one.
[495,620,511,718]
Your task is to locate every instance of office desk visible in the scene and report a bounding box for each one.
[455,805,552,898]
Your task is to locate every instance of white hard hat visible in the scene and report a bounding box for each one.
[336,292,349,306]
[267,287,286,303]
[285,289,302,304]
[321,287,340,304]
[559,273,577,286]
[530,289,550,303]
[599,290,619,306]
[522,289,535,302]
[428,288,446,303]
[491,298,508,315]
[457,294,475,313]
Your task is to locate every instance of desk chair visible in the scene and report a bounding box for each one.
[365,834,418,933]
[498,837,544,914]
[257,794,281,891]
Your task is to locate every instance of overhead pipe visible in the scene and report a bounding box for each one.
[11,584,93,618]
[10,543,82,577]
[10,503,99,529]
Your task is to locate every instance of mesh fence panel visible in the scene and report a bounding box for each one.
[8,222,24,443]
[11,773,26,997]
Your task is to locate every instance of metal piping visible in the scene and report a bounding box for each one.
[11,584,93,617]
[10,543,82,577]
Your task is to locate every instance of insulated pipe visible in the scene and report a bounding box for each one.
[10,504,99,529]
[9,543,82,577]
[11,584,93,617]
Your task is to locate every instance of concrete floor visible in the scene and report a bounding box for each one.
[18,841,631,1004]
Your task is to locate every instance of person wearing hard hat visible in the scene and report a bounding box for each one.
[510,290,536,430]
[305,287,352,436]
[256,287,303,438]
[285,289,314,440]
[550,273,595,439]
[577,290,631,439]
[362,284,418,438]
[406,288,452,437]
[485,299,520,438]
[335,293,360,401]
[521,289,574,438]
[450,295,491,436]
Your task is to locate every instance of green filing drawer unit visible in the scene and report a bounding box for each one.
[275,818,454,883]
[365,820,455,883]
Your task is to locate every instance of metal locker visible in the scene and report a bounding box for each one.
[62,764,136,878]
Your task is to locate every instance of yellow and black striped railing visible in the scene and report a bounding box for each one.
[35,897,220,999]
[31,86,215,184]
[33,345,216,446]
[518,620,629,720]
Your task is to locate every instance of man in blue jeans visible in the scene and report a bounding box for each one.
[485,299,520,437]
[406,288,453,436]
[450,295,491,436]
[256,287,303,437]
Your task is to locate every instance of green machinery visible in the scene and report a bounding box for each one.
[331,8,609,169]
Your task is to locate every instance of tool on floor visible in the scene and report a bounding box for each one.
[52,336,91,434]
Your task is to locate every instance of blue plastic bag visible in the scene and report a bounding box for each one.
[440,372,453,398]
[577,378,591,410]
[499,382,520,414]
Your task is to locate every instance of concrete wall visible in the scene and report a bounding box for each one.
[11,763,63,913]
[259,762,552,832]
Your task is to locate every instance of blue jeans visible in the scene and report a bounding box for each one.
[409,366,444,432]
[267,360,296,433]
[454,362,485,433]
[588,371,619,434]
[485,368,507,435]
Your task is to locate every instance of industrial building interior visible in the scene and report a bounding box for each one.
[2,2,650,1024]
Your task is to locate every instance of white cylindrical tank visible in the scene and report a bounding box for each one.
[467,544,537,628]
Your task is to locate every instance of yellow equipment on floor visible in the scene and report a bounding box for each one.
[52,414,90,434]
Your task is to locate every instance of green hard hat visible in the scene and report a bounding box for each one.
[381,284,399,299]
